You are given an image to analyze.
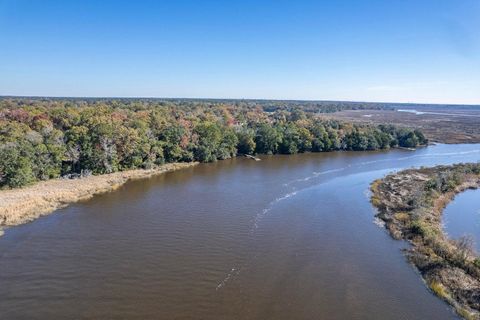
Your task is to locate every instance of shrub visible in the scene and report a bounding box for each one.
[474,258,480,269]
[424,179,438,191]
[410,220,436,239]
[394,212,410,223]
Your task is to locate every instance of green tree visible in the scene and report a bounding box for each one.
[0,142,36,188]
[236,128,256,155]
[193,122,222,162]
[255,123,282,154]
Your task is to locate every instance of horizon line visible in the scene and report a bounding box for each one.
[1,94,479,107]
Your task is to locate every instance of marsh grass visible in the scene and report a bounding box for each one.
[371,164,480,319]
[0,162,197,230]
[429,281,449,299]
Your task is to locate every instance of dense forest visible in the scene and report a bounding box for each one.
[0,98,427,188]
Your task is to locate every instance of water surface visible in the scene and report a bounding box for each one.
[397,109,480,117]
[444,189,480,253]
[1,144,480,319]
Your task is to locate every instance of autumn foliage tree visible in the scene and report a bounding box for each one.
[0,98,428,188]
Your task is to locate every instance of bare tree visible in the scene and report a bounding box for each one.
[455,235,475,264]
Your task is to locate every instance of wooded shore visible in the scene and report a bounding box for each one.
[0,162,197,235]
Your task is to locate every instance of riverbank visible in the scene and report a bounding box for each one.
[0,162,197,234]
[371,163,480,319]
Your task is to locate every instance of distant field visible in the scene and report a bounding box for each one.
[326,108,480,144]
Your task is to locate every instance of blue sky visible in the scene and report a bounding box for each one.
[0,0,479,104]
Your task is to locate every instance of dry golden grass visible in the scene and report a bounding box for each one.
[458,308,476,320]
[429,281,449,300]
[369,179,384,208]
[0,162,197,230]
[394,212,410,223]
[371,167,480,320]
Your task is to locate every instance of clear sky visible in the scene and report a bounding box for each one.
[0,0,479,104]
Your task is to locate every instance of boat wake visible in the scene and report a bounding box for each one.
[251,190,298,231]
[216,267,241,290]
[218,147,480,290]
[283,149,480,190]
[254,148,480,232]
[283,167,348,186]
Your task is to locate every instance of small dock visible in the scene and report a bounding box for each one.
[397,146,416,151]
[244,154,261,161]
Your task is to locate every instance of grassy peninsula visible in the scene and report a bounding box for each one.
[371,163,480,319]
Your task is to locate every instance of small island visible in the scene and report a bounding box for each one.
[371,163,480,319]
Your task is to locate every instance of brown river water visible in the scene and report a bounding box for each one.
[1,144,480,319]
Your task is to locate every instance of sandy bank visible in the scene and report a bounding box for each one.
[0,162,197,233]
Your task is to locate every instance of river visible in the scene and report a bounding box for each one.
[1,144,480,319]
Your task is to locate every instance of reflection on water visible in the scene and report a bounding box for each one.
[444,189,480,253]
[1,144,480,319]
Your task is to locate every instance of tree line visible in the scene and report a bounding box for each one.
[0,98,427,188]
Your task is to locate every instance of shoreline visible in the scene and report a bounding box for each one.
[371,164,480,319]
[0,145,427,237]
[0,162,198,235]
